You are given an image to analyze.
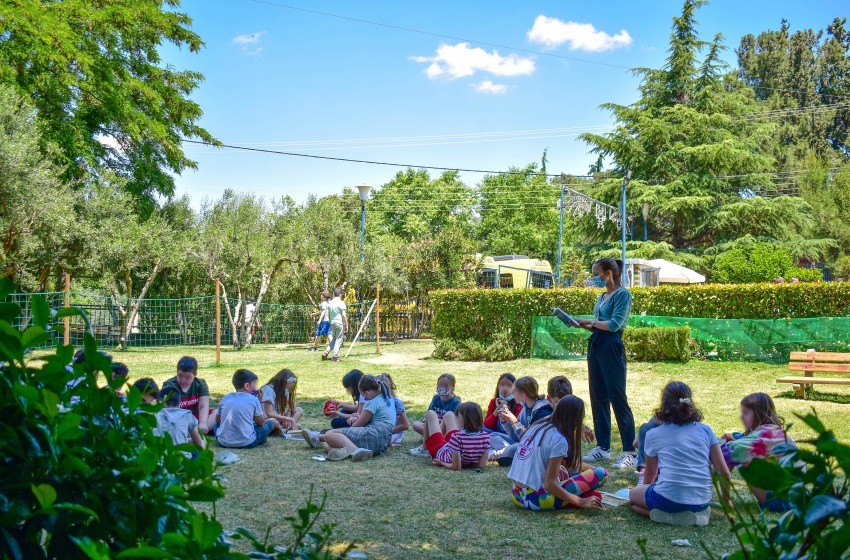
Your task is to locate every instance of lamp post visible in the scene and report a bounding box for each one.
[642,202,650,241]
[621,171,631,285]
[356,185,371,261]
[557,186,565,285]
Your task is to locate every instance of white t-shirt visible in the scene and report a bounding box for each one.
[645,422,720,505]
[156,407,198,445]
[259,384,290,414]
[216,392,263,447]
[318,301,329,323]
[327,297,347,325]
[507,425,568,490]
[244,303,257,325]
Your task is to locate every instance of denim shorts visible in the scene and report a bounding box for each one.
[645,484,708,513]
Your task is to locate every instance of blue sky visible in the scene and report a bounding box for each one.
[164,0,847,207]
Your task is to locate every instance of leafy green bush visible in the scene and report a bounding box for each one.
[0,280,352,560]
[783,267,823,283]
[623,326,691,362]
[431,283,850,356]
[709,413,849,560]
[431,330,517,362]
[712,243,794,283]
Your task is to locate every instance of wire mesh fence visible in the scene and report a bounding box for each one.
[531,315,850,364]
[7,291,432,349]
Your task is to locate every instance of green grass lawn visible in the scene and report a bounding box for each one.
[107,340,850,560]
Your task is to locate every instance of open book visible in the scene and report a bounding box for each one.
[552,307,581,328]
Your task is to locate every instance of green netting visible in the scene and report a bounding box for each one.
[7,291,428,349]
[531,315,850,364]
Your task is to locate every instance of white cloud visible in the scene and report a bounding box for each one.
[471,80,508,94]
[233,31,265,45]
[410,43,535,79]
[527,15,631,52]
[96,134,122,152]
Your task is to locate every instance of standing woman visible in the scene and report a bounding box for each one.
[577,258,637,469]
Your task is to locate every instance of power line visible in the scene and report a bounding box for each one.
[180,138,589,177]
[245,0,633,70]
[229,125,614,147]
[186,131,604,153]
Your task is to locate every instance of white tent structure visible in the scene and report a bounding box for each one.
[646,258,705,284]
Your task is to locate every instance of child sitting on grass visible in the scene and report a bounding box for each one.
[111,363,129,401]
[483,373,522,434]
[378,373,410,446]
[215,369,277,449]
[629,382,731,527]
[721,392,796,512]
[302,375,395,462]
[328,369,365,429]
[132,378,159,404]
[259,368,304,431]
[162,356,214,434]
[156,387,206,450]
[508,396,606,511]
[422,402,490,471]
[490,376,553,465]
[410,373,461,457]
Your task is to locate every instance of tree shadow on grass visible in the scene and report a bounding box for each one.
[775,389,850,405]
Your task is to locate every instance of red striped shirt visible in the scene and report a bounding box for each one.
[437,430,490,467]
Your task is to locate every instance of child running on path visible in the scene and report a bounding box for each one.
[322,287,348,362]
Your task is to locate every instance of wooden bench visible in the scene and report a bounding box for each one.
[777,351,850,398]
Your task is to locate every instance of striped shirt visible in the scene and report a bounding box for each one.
[436,430,490,467]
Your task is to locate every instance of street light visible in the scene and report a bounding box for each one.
[642,202,650,241]
[557,186,565,285]
[356,185,371,261]
[620,171,631,286]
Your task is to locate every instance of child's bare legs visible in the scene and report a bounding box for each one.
[290,407,304,426]
[269,418,282,434]
[424,410,444,440]
[206,415,217,434]
[413,420,425,436]
[323,430,356,453]
[441,411,461,433]
[629,485,651,517]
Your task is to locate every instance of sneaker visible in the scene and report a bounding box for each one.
[613,452,636,469]
[636,469,646,486]
[328,446,356,461]
[331,356,340,362]
[497,456,513,468]
[351,448,373,462]
[321,353,328,361]
[409,445,430,458]
[302,429,320,448]
[308,347,317,352]
[650,508,710,527]
[582,446,611,462]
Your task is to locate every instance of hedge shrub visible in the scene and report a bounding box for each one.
[623,326,691,362]
[431,283,850,356]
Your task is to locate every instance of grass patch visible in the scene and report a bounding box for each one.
[93,340,850,559]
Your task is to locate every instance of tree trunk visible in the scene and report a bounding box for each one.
[109,283,127,340]
[218,282,242,349]
[121,262,161,349]
[243,259,285,347]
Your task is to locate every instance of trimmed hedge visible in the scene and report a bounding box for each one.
[431,283,850,356]
[624,326,691,362]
